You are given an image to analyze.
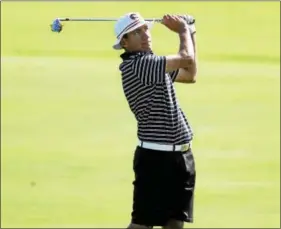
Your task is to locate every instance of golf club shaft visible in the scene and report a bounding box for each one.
[57,17,162,22]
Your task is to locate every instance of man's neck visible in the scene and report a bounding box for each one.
[120,50,153,60]
[125,47,152,53]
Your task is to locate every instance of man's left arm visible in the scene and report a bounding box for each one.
[172,17,198,84]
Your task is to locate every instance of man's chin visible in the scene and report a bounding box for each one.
[141,45,152,52]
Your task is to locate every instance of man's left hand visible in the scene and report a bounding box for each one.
[180,14,196,34]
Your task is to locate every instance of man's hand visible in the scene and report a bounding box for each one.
[180,15,195,25]
[180,14,196,34]
[161,14,188,34]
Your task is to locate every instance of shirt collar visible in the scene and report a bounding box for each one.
[120,50,153,60]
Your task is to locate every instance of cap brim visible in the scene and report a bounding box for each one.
[113,21,154,50]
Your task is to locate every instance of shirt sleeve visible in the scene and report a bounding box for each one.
[133,54,166,85]
[168,69,180,82]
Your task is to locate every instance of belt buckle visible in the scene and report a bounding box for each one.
[181,143,189,152]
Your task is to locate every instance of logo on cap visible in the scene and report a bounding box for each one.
[129,13,138,20]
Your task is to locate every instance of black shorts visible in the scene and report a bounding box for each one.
[131,146,196,227]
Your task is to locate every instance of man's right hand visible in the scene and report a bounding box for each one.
[161,14,188,34]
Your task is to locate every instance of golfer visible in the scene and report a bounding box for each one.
[113,12,197,229]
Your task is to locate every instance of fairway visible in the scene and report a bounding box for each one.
[1,1,280,228]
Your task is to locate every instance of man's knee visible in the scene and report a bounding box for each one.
[127,223,152,229]
[163,219,184,229]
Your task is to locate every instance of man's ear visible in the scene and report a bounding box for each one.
[120,39,126,48]
[120,36,128,48]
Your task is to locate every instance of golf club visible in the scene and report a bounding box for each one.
[50,16,195,33]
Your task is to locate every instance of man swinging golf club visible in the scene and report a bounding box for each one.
[113,12,197,229]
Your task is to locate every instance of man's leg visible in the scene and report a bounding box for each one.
[130,147,154,229]
[162,149,196,229]
[162,219,184,229]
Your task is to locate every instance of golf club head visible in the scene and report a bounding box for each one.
[50,19,63,32]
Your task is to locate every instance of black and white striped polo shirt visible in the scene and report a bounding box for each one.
[119,51,193,145]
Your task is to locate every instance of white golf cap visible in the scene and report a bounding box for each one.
[113,12,153,50]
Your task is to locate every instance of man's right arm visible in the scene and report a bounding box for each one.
[165,26,195,74]
[160,14,197,83]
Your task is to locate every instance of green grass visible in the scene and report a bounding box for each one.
[1,1,280,228]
